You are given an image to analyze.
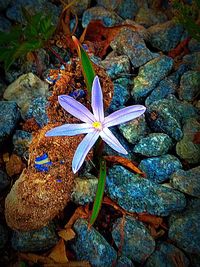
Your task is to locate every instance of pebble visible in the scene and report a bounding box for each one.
[0,101,21,146]
[112,216,155,263]
[188,38,200,52]
[176,118,200,164]
[148,20,184,52]
[183,52,200,71]
[11,222,58,251]
[72,218,117,267]
[0,0,11,10]
[101,55,131,79]
[12,130,32,157]
[106,165,186,216]
[178,70,200,101]
[144,241,189,267]
[131,55,173,102]
[0,15,11,32]
[119,115,149,145]
[68,0,90,15]
[82,6,122,28]
[0,170,10,192]
[3,73,49,119]
[168,64,189,86]
[146,97,183,141]
[135,7,167,27]
[0,224,8,249]
[134,133,173,157]
[116,256,135,267]
[170,166,200,198]
[71,175,98,205]
[139,154,182,183]
[110,28,158,68]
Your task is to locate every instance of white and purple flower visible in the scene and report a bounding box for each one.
[45,76,146,173]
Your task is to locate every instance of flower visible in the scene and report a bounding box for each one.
[45,76,146,173]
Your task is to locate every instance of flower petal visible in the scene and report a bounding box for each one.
[100,127,128,154]
[91,76,104,122]
[72,130,100,173]
[45,123,94,137]
[58,95,95,123]
[104,105,146,128]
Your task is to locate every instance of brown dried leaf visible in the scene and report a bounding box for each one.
[48,239,68,263]
[58,228,76,241]
[65,205,89,229]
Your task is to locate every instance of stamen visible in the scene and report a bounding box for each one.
[92,121,102,130]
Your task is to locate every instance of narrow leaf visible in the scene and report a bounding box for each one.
[72,35,95,96]
[89,159,106,226]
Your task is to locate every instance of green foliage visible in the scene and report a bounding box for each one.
[0,10,56,71]
[172,0,200,42]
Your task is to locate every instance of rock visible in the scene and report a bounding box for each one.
[183,52,200,71]
[188,38,200,52]
[0,15,12,32]
[66,0,90,15]
[101,55,131,79]
[178,70,200,101]
[139,154,182,183]
[145,78,176,106]
[3,73,49,118]
[169,211,200,254]
[116,256,135,267]
[170,166,200,198]
[107,79,130,112]
[25,96,49,127]
[176,118,200,164]
[11,223,58,251]
[112,216,155,263]
[135,7,167,27]
[82,6,122,28]
[0,224,8,249]
[134,133,173,157]
[0,170,10,192]
[97,0,139,19]
[168,64,189,86]
[71,175,98,205]
[0,101,21,146]
[144,241,189,267]
[148,21,184,52]
[106,165,186,216]
[72,218,117,267]
[0,0,11,10]
[110,28,158,68]
[12,130,32,157]
[119,115,149,144]
[146,97,183,141]
[131,55,173,102]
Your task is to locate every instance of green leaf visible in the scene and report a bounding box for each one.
[72,36,96,96]
[89,159,106,226]
[0,26,21,46]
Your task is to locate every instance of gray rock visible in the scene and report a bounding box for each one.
[169,211,200,254]
[119,115,149,145]
[139,154,182,183]
[101,55,131,79]
[135,7,167,27]
[0,15,12,32]
[82,6,122,28]
[183,52,200,71]
[66,0,90,15]
[179,70,200,101]
[25,96,49,127]
[134,133,173,156]
[131,55,173,102]
[144,241,189,267]
[146,96,183,141]
[72,218,117,267]
[112,216,155,263]
[110,28,158,68]
[0,101,21,146]
[0,170,10,191]
[11,222,58,251]
[168,64,189,86]
[3,73,49,119]
[188,38,200,52]
[116,256,135,267]
[71,175,98,205]
[148,21,184,52]
[176,118,200,164]
[106,165,186,216]
[0,224,8,249]
[0,0,11,10]
[12,130,32,157]
[170,166,200,198]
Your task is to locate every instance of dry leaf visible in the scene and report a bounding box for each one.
[19,252,55,264]
[43,261,91,267]
[137,213,163,228]
[58,228,76,241]
[48,239,68,263]
[65,205,89,229]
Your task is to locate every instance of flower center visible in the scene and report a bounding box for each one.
[92,121,102,130]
